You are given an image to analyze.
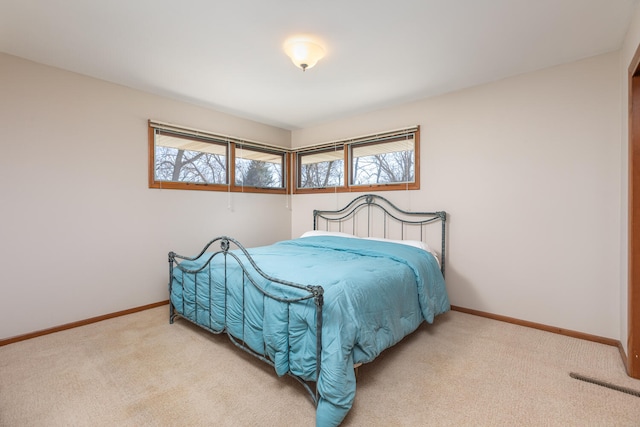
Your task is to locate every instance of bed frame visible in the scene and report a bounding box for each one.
[168,193,446,409]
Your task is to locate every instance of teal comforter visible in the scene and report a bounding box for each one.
[170,236,449,426]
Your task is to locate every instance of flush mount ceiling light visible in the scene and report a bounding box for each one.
[283,36,326,72]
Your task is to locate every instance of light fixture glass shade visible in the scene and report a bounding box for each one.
[284,38,325,71]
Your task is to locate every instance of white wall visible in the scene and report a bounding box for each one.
[619,4,640,356]
[0,46,627,342]
[0,53,292,339]
[292,52,622,339]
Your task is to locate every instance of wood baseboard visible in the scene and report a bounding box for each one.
[0,300,170,347]
[1,301,625,357]
[618,341,630,374]
[450,305,620,348]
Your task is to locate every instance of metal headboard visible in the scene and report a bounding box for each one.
[313,194,447,277]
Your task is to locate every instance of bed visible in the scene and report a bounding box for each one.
[168,194,450,426]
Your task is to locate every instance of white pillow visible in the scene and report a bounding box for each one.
[363,237,440,266]
[363,237,426,250]
[300,230,359,239]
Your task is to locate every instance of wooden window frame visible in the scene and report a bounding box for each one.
[296,146,346,190]
[148,121,420,196]
[148,121,288,195]
[294,126,420,194]
[231,144,288,193]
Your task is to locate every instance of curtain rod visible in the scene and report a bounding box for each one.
[150,120,419,153]
[293,125,419,152]
[149,120,289,152]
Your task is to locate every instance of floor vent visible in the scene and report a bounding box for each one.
[570,372,640,398]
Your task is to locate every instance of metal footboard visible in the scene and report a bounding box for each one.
[168,236,324,406]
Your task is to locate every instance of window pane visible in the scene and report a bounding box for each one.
[235,146,284,188]
[298,148,344,188]
[154,132,227,184]
[351,138,415,185]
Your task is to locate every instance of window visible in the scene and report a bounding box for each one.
[154,131,227,185]
[297,147,345,189]
[351,136,415,186]
[295,126,419,193]
[234,145,285,189]
[149,121,419,195]
[148,121,287,194]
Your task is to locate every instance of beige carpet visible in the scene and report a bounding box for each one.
[1,307,639,426]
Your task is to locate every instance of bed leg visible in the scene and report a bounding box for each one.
[354,362,362,381]
[168,251,176,324]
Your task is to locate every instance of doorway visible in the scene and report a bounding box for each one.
[627,44,640,379]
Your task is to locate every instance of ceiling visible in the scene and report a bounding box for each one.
[1,0,637,130]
